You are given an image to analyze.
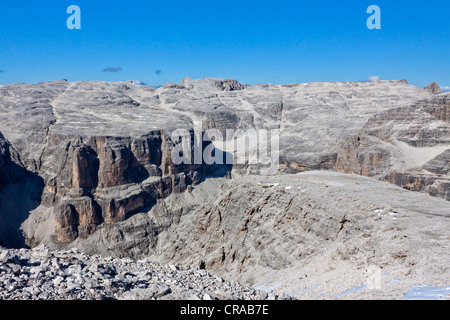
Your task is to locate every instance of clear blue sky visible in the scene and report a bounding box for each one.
[0,0,449,88]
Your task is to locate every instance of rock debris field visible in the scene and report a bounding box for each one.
[0,245,285,300]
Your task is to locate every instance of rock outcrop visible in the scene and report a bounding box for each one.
[424,82,443,95]
[0,133,44,248]
[161,172,448,299]
[68,172,450,299]
[335,93,450,200]
[0,81,227,247]
[0,133,23,190]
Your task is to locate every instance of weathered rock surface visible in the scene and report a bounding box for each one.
[0,133,23,190]
[0,134,44,248]
[424,82,443,95]
[0,80,226,247]
[101,172,449,300]
[0,78,449,300]
[336,93,450,200]
[58,172,450,300]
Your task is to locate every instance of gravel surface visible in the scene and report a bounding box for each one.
[0,245,288,300]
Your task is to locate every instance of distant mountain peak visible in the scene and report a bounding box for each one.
[424,81,443,95]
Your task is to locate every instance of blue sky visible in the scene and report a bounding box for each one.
[0,0,449,89]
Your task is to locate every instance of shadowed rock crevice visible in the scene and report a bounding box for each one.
[0,134,44,248]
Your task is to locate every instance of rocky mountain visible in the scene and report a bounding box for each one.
[0,78,448,299]
[336,92,450,200]
[424,82,443,95]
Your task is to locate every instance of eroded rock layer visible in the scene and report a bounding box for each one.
[0,79,449,294]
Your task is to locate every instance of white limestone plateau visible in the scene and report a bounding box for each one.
[0,78,448,300]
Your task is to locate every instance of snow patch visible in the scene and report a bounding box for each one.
[402,285,450,300]
[335,285,368,298]
[255,282,283,292]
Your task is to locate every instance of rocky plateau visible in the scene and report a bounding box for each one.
[0,78,448,300]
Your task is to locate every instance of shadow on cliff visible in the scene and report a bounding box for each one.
[196,147,233,183]
[0,164,44,249]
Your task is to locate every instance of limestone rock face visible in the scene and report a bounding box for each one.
[0,81,219,246]
[335,93,450,200]
[1,78,449,299]
[416,92,450,121]
[0,133,23,190]
[71,173,450,299]
[0,78,448,252]
[0,133,44,248]
[424,82,443,95]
